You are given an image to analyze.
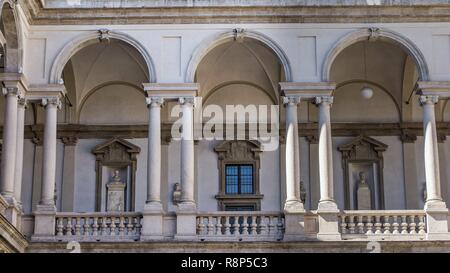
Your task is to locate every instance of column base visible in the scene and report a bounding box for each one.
[284,200,304,213]
[317,200,341,241]
[175,202,197,241]
[32,205,57,239]
[141,202,165,241]
[425,200,449,240]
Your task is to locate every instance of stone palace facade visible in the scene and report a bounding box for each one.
[3,0,450,253]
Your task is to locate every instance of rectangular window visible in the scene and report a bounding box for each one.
[225,165,254,195]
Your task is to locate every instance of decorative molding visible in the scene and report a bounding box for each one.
[419,95,439,105]
[282,96,301,106]
[400,130,417,143]
[61,136,78,146]
[368,27,381,42]
[315,96,334,106]
[98,29,111,43]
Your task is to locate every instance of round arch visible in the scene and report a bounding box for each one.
[185,29,292,83]
[322,28,430,82]
[203,80,277,105]
[49,30,157,84]
[77,81,146,123]
[0,0,23,73]
[334,79,402,122]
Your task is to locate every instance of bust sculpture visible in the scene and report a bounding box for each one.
[356,172,371,210]
[172,183,182,204]
[106,170,126,212]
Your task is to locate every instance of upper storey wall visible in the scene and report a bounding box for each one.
[22,23,450,85]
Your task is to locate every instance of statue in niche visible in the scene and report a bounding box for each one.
[172,183,182,205]
[106,170,126,212]
[356,172,372,210]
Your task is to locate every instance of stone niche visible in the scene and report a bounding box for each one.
[338,136,388,210]
[92,138,140,212]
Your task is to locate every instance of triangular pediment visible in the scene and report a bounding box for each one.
[214,140,262,160]
[92,138,141,155]
[338,135,387,160]
[338,135,388,152]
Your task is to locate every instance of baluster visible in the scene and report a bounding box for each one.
[135,217,142,235]
[259,216,268,236]
[409,215,417,234]
[277,217,284,238]
[92,217,99,236]
[357,215,365,234]
[233,216,240,236]
[127,216,134,236]
[66,217,73,236]
[74,217,81,236]
[365,216,374,235]
[251,216,257,235]
[110,217,117,236]
[207,216,215,235]
[197,217,206,235]
[83,217,90,236]
[374,215,382,234]
[392,216,399,235]
[119,217,126,236]
[56,217,64,236]
[401,215,408,234]
[340,216,348,234]
[242,216,249,236]
[101,217,108,236]
[348,216,356,234]
[418,215,426,235]
[268,216,276,235]
[224,216,231,236]
[215,216,223,235]
[383,215,391,234]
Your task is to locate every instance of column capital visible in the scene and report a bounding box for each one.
[315,95,334,106]
[282,96,301,106]
[41,97,62,110]
[420,95,439,106]
[2,87,19,97]
[18,97,28,108]
[61,136,78,146]
[146,97,164,107]
[179,97,196,107]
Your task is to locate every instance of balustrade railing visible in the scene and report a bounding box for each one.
[196,212,284,241]
[55,212,142,242]
[339,211,426,240]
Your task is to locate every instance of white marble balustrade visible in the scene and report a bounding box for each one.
[196,212,284,241]
[55,212,142,242]
[339,210,426,240]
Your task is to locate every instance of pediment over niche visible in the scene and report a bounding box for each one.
[338,135,388,160]
[92,138,141,163]
[214,140,262,161]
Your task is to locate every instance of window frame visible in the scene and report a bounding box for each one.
[225,164,255,195]
[214,141,264,211]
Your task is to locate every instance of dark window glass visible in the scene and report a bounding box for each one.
[225,165,254,194]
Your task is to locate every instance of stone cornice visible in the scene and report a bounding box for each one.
[18,0,450,25]
[7,122,450,141]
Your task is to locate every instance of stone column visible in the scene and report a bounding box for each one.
[39,98,60,209]
[0,88,19,201]
[315,96,340,240]
[13,98,27,208]
[282,96,306,241]
[179,97,196,208]
[142,97,164,241]
[34,98,60,239]
[175,97,197,240]
[283,96,304,211]
[420,95,449,239]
